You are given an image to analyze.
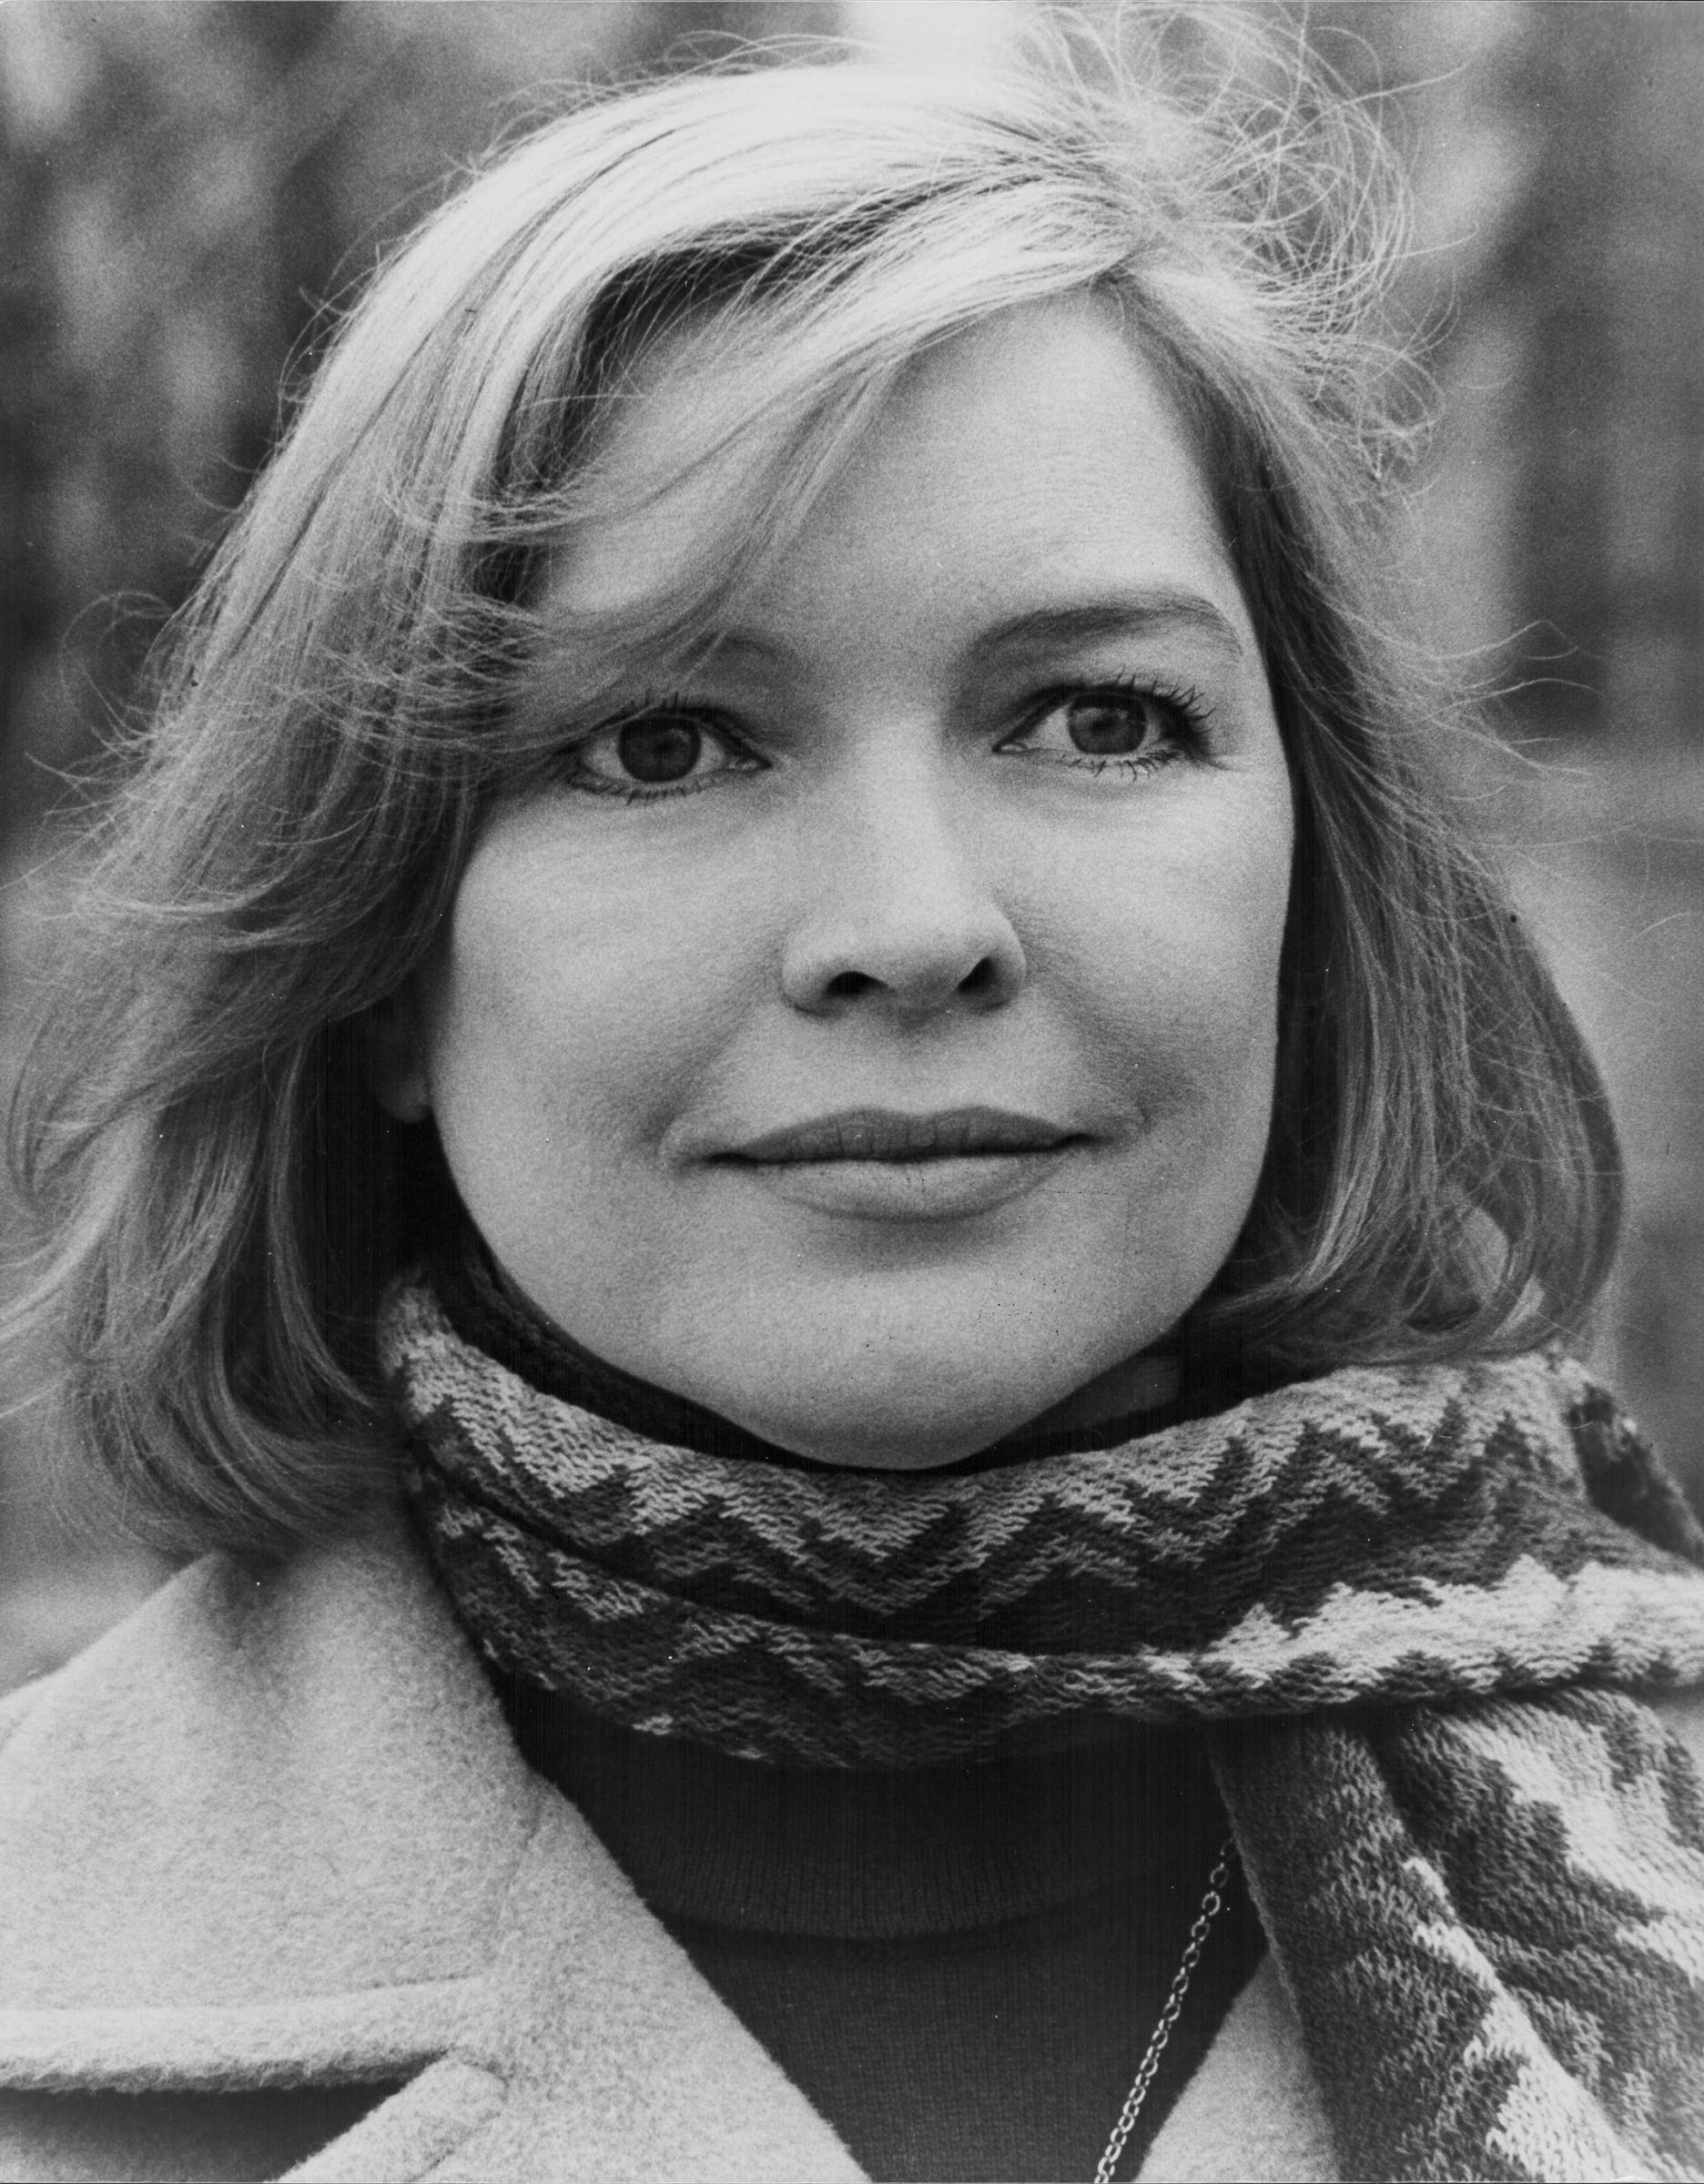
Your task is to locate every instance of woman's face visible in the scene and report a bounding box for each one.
[402,298,1293,1468]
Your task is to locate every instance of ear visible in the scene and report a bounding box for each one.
[358,985,432,1124]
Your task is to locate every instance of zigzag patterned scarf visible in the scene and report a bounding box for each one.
[383,1278,1704,2180]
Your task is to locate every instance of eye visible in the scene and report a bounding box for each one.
[1001,680,1209,773]
[564,703,762,800]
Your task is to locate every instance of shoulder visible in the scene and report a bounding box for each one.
[0,1553,259,1815]
[0,1534,426,1826]
[0,1515,544,2017]
[0,1670,49,1758]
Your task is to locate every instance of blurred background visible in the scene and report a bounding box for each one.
[1,1,1699,1691]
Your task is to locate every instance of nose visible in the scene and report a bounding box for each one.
[779,758,1029,1019]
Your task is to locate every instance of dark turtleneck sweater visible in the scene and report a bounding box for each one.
[436,1244,1268,2184]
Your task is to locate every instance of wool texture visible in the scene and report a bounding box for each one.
[383,1278,1704,2181]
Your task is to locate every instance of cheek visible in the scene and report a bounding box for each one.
[1055,784,1292,1138]
[421,819,764,1159]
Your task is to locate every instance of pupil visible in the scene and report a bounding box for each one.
[617,717,702,783]
[1067,697,1150,755]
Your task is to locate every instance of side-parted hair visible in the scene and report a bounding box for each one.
[9,17,1619,1552]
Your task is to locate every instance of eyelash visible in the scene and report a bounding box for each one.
[553,675,1215,804]
[551,693,759,806]
[1001,673,1213,776]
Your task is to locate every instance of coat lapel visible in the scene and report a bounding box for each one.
[1137,1956,1336,2182]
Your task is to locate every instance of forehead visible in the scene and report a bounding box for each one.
[537,294,1245,664]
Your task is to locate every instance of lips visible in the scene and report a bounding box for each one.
[725,1106,1079,1165]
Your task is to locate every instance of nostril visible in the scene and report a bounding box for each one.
[781,891,1029,1017]
[959,956,1001,996]
[816,955,1005,1012]
[823,969,882,1002]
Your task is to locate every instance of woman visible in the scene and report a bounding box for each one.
[4,29,1703,2184]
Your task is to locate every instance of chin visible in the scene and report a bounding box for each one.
[719,1366,1072,1472]
[782,1426,1008,1472]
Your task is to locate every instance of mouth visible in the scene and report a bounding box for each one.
[712,1107,1087,1222]
[724,1106,1082,1165]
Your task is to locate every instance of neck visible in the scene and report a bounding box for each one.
[1019,1350,1182,1437]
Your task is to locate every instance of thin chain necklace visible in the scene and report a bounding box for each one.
[1093,1836,1237,2184]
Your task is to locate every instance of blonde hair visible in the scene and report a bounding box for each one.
[11,24,1619,1552]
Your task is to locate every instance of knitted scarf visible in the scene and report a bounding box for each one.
[383,1278,1704,2181]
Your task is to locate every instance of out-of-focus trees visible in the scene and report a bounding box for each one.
[1492,2,1700,744]
[1300,2,1702,744]
[1359,0,1704,743]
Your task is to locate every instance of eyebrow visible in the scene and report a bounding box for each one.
[702,589,1247,672]
[964,592,1247,663]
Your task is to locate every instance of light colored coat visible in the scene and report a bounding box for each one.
[6,1510,1684,2184]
